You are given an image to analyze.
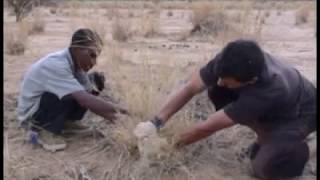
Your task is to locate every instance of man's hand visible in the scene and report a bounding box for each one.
[133,121,157,139]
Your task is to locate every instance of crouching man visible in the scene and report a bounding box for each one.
[134,39,316,179]
[17,28,127,149]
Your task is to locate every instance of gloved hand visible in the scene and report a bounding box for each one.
[133,121,157,139]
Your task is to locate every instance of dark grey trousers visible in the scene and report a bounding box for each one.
[31,92,87,134]
[207,86,315,179]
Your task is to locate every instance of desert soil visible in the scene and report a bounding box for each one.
[3,1,316,180]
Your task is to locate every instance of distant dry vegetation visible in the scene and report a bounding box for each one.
[30,16,45,34]
[4,1,316,179]
[4,27,27,55]
[6,0,37,22]
[112,18,131,42]
[295,5,311,25]
[190,3,230,37]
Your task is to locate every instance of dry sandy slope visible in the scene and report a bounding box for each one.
[4,1,316,180]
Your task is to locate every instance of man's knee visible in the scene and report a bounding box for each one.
[61,94,87,121]
[40,92,60,106]
[61,94,78,104]
[252,141,309,179]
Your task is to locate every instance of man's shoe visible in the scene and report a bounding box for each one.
[38,131,67,152]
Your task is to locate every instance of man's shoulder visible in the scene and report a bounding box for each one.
[38,48,71,69]
[44,48,70,62]
[26,48,73,80]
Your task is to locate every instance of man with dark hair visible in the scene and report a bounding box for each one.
[17,28,127,150]
[134,39,316,179]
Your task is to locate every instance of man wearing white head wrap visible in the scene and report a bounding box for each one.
[17,29,128,145]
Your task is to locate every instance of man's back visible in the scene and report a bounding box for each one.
[200,51,316,140]
[17,49,84,124]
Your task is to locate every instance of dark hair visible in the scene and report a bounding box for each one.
[215,39,265,82]
[70,28,103,51]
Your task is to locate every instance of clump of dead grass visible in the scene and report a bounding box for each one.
[190,3,231,37]
[4,27,28,55]
[190,3,211,27]
[136,5,161,38]
[295,5,310,25]
[140,15,159,38]
[49,7,57,14]
[112,18,132,42]
[29,16,45,34]
[264,10,270,18]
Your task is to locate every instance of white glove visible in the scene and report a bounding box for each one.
[133,121,157,139]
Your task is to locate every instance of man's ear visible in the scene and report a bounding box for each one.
[247,77,258,84]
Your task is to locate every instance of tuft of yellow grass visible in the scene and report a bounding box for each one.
[190,2,231,38]
[112,18,131,42]
[4,27,28,55]
[140,15,158,38]
[29,16,45,34]
[190,2,212,27]
[49,7,57,14]
[295,5,310,25]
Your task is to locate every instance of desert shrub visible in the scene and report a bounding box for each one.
[128,11,134,18]
[295,5,310,25]
[104,8,119,20]
[5,28,28,55]
[140,15,158,38]
[190,3,230,37]
[29,16,45,34]
[6,0,37,22]
[190,3,211,28]
[112,18,131,42]
[277,11,282,16]
[49,7,57,14]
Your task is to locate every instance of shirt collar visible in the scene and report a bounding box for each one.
[64,48,76,74]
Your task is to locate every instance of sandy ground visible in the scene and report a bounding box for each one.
[3,1,316,180]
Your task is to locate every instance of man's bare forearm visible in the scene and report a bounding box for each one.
[157,71,206,124]
[177,126,213,146]
[157,85,195,124]
[177,110,236,147]
[72,91,118,121]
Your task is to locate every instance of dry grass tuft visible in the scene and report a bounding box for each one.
[140,14,159,38]
[190,3,211,30]
[4,27,28,55]
[190,3,231,37]
[138,5,161,38]
[112,18,131,42]
[29,16,45,34]
[264,10,270,18]
[295,5,310,25]
[277,10,282,16]
[49,7,57,14]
